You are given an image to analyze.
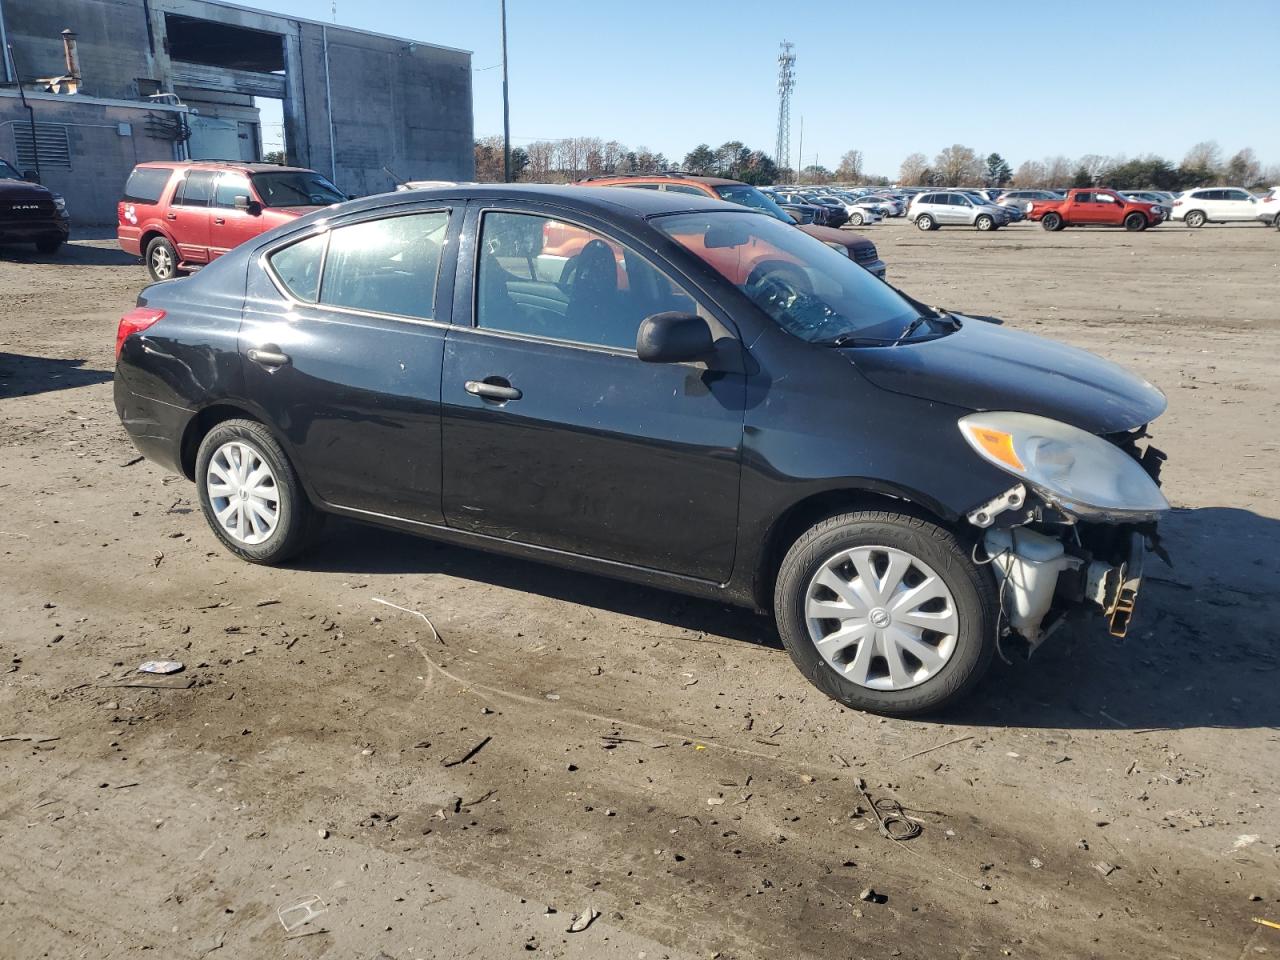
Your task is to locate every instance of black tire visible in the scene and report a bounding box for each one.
[975,214,994,231]
[849,212,864,226]
[915,214,935,231]
[145,235,182,281]
[1041,212,1063,231]
[773,511,998,717]
[1124,212,1147,232]
[35,237,63,255]
[1184,210,1206,228]
[195,419,323,564]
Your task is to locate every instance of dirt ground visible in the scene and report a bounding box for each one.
[1,217,1277,960]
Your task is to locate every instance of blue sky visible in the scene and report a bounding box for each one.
[251,0,1279,176]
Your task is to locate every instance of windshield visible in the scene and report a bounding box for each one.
[653,211,920,344]
[713,184,793,224]
[0,159,22,180]
[251,171,346,207]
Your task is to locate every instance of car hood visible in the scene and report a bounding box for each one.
[847,317,1167,434]
[0,179,52,200]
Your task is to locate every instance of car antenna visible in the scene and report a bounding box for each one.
[382,164,407,188]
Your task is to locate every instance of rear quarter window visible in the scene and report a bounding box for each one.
[122,167,173,204]
[268,233,327,303]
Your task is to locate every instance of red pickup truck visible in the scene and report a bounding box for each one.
[1027,189,1164,232]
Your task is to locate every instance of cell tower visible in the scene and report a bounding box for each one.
[775,41,796,171]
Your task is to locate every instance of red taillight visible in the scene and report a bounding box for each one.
[115,307,166,360]
[1172,199,1183,206]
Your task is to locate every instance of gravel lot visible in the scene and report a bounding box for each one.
[2,218,1277,960]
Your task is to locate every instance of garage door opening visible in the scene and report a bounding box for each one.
[164,14,285,73]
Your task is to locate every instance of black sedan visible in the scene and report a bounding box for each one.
[115,185,1170,715]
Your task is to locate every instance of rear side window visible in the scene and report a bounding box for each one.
[268,233,327,302]
[320,211,449,319]
[122,167,172,204]
[176,171,216,208]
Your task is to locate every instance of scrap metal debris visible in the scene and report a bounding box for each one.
[565,906,599,933]
[278,895,327,933]
[441,735,492,768]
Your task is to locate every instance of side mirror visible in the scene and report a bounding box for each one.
[636,312,714,364]
[234,195,262,216]
[22,169,39,183]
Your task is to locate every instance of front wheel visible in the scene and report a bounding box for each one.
[35,237,64,255]
[1124,212,1147,232]
[915,214,935,231]
[1184,210,1207,228]
[773,511,997,716]
[975,214,994,231]
[196,419,323,564]
[849,212,864,226]
[1041,212,1063,231]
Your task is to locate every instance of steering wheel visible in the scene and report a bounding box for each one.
[746,263,812,311]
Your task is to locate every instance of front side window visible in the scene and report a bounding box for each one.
[0,159,22,180]
[713,184,794,223]
[320,211,449,319]
[1227,189,1252,201]
[476,211,698,351]
[654,211,918,345]
[252,171,346,208]
[215,175,253,209]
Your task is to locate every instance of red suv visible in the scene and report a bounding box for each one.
[118,161,348,281]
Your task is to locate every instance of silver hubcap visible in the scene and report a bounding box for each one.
[151,246,172,277]
[206,441,280,545]
[804,546,959,691]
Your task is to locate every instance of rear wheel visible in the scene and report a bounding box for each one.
[849,212,864,226]
[915,214,935,231]
[35,237,63,254]
[195,419,323,564]
[975,215,994,231]
[773,511,997,716]
[1041,212,1063,231]
[145,236,182,281]
[1184,210,1207,228]
[1124,212,1147,232]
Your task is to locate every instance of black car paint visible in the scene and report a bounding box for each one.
[0,166,70,247]
[115,185,1162,610]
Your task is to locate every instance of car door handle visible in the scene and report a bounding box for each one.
[214,217,226,224]
[247,345,291,368]
[165,212,177,220]
[465,379,521,401]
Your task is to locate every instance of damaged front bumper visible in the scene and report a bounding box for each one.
[966,432,1167,654]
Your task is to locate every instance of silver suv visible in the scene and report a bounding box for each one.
[908,191,1008,231]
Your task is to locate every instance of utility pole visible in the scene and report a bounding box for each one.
[796,116,803,184]
[500,0,511,182]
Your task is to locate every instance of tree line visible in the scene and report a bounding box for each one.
[475,135,1277,190]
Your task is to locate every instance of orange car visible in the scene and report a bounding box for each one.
[573,174,885,279]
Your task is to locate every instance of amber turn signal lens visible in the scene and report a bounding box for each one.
[967,426,1024,471]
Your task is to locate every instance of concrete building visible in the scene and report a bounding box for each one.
[0,0,474,224]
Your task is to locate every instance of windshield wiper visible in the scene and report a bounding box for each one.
[893,315,931,345]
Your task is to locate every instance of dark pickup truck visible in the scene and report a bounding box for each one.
[0,158,70,254]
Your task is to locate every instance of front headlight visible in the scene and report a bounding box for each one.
[959,411,1168,521]
[52,195,67,213]
[823,240,853,258]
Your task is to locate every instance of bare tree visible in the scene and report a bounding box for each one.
[524,140,555,182]
[1076,153,1109,184]
[1182,140,1222,174]
[898,152,929,185]
[1225,147,1261,186]
[1013,160,1048,188]
[835,149,864,182]
[934,144,983,185]
[1043,155,1074,187]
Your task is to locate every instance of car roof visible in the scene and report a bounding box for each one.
[579,173,741,187]
[134,161,317,175]
[350,183,734,220]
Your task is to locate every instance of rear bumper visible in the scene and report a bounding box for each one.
[114,373,191,476]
